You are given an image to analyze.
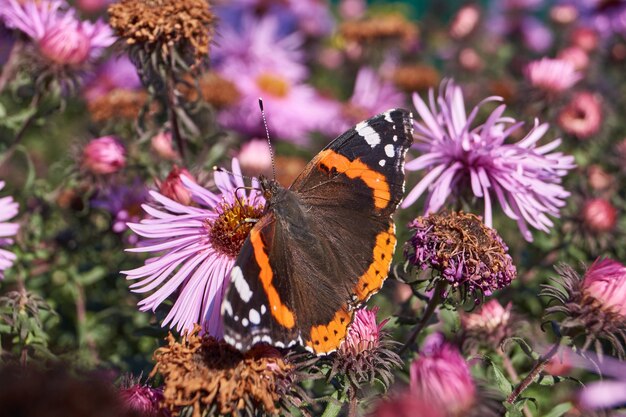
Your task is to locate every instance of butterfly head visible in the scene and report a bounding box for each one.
[258,174,280,201]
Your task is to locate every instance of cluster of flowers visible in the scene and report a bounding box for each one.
[1,0,626,416]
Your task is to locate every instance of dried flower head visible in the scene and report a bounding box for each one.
[87,88,150,122]
[543,259,626,358]
[331,307,402,390]
[108,0,215,67]
[339,13,418,46]
[151,326,294,417]
[461,299,514,352]
[391,64,440,93]
[197,72,241,109]
[405,211,517,302]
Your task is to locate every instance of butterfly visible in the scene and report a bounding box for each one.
[221,109,414,354]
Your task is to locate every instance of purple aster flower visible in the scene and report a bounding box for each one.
[0,0,114,68]
[122,159,266,337]
[0,181,19,280]
[402,80,575,242]
[213,14,307,82]
[91,179,149,240]
[330,67,405,135]
[83,55,141,102]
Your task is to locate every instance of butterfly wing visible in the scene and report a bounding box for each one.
[222,109,414,354]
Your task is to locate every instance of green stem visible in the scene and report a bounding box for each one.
[506,341,561,404]
[0,93,41,169]
[320,398,343,417]
[399,281,446,355]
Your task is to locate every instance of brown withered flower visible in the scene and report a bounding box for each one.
[152,326,309,417]
[88,88,151,122]
[391,64,440,93]
[178,72,241,109]
[340,14,418,46]
[108,0,215,67]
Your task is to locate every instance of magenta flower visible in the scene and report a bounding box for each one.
[582,258,626,318]
[0,0,114,67]
[0,181,19,280]
[410,333,476,416]
[82,136,126,175]
[119,383,168,417]
[557,91,602,139]
[402,80,575,241]
[524,57,582,93]
[91,178,149,240]
[122,159,266,337]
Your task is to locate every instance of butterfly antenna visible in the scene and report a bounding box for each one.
[259,98,277,181]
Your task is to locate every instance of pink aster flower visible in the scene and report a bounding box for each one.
[582,258,626,318]
[0,181,19,280]
[217,69,338,146]
[122,159,266,337]
[524,57,583,93]
[582,198,618,233]
[341,307,387,354]
[402,80,575,242]
[410,333,476,416]
[0,0,114,68]
[557,91,602,139]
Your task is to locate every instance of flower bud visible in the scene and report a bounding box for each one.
[461,300,513,350]
[570,27,599,52]
[119,384,168,417]
[582,259,626,318]
[410,333,476,416]
[158,167,195,206]
[450,5,480,40]
[82,136,126,175]
[150,131,178,160]
[237,139,272,177]
[557,92,602,139]
[582,198,617,233]
[587,165,613,191]
[39,22,91,66]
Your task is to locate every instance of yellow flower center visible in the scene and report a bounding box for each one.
[207,200,265,259]
[256,73,291,98]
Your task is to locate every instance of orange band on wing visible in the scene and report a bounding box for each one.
[354,224,396,302]
[250,228,296,329]
[305,306,352,354]
[317,150,390,210]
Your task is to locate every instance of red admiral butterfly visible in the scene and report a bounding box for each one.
[222,109,414,354]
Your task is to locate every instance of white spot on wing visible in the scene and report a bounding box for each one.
[393,135,398,142]
[231,266,252,302]
[355,121,380,148]
[261,305,267,314]
[242,318,249,327]
[249,309,261,324]
[379,159,386,167]
[384,144,395,157]
[222,300,233,316]
[384,111,393,123]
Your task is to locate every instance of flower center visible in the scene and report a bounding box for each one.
[207,200,265,259]
[256,73,290,98]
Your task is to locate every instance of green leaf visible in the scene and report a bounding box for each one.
[542,402,573,417]
[486,357,513,396]
[504,402,524,417]
[75,266,107,285]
